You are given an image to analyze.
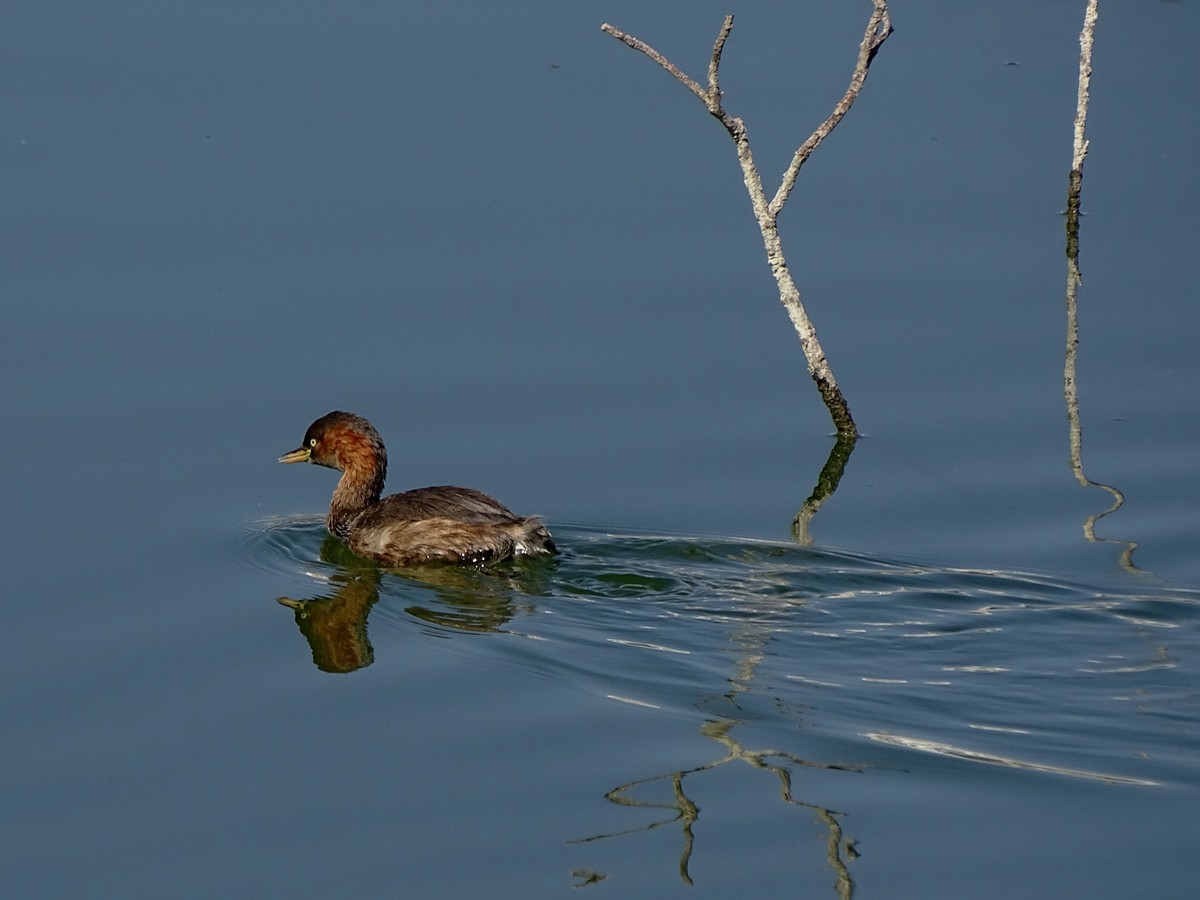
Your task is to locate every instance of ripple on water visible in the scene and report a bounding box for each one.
[237,515,330,578]
[241,521,1200,786]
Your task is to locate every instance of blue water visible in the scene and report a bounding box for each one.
[8,523,1197,896]
[3,1,1199,897]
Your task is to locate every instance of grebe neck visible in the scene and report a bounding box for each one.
[326,445,387,540]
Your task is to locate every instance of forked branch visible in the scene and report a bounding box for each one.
[602,3,893,440]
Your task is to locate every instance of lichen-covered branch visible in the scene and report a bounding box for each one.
[1072,0,1099,176]
[1066,0,1098,258]
[599,22,709,106]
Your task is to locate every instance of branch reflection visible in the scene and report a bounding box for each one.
[574,622,862,896]
[571,717,861,894]
[1063,172,1140,572]
[793,433,858,545]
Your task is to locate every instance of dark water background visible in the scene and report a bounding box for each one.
[3,1,1198,897]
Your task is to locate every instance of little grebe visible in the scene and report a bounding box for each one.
[279,411,556,566]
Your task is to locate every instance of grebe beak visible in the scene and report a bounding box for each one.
[278,447,311,464]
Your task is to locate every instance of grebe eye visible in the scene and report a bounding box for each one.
[309,438,318,448]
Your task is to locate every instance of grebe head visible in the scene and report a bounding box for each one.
[279,411,388,478]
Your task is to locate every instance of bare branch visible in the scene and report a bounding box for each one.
[769,0,893,216]
[1066,0,1098,256]
[706,16,735,114]
[600,22,709,106]
[1072,0,1099,175]
[601,5,894,442]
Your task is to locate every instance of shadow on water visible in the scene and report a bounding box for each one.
[242,519,1197,893]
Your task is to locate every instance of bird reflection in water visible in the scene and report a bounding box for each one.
[277,535,554,674]
[278,556,379,674]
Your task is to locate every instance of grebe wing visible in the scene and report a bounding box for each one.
[361,485,521,525]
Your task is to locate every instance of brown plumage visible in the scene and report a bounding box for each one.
[279,411,556,566]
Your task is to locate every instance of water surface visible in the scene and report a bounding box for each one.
[3,0,1198,896]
